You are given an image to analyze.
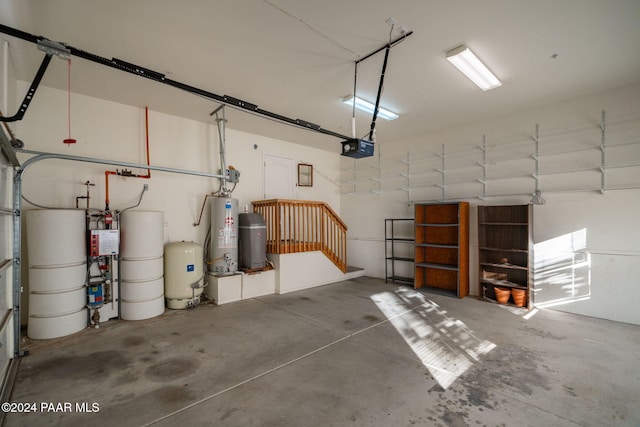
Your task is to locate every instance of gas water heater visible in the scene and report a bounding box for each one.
[209,197,238,275]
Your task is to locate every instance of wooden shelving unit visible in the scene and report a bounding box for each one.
[414,202,469,298]
[384,218,414,285]
[478,205,532,308]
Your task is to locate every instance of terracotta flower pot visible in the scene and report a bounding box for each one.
[494,287,511,304]
[511,289,526,307]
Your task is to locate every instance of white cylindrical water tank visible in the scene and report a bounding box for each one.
[26,210,87,340]
[120,210,165,320]
[164,242,204,309]
[209,197,238,275]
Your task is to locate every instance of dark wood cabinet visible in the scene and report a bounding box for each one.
[478,205,532,307]
[414,202,469,298]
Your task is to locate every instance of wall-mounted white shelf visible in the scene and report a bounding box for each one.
[342,110,640,201]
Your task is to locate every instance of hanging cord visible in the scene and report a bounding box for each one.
[67,59,71,138]
[63,59,76,145]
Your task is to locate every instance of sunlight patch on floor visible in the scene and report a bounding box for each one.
[371,287,495,389]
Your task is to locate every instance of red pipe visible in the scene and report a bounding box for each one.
[139,106,151,178]
[104,170,117,210]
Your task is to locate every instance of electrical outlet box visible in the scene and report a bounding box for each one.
[219,168,240,183]
[227,169,240,183]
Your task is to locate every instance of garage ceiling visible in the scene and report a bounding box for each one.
[1,0,640,153]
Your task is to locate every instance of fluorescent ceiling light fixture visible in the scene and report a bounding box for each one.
[342,95,399,121]
[446,45,502,91]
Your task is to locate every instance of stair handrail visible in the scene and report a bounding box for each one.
[252,199,347,273]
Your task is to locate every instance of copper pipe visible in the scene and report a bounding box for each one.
[104,170,117,210]
[139,106,151,178]
[104,106,153,210]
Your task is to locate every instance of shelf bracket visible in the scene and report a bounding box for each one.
[533,124,541,196]
[404,151,411,204]
[440,144,445,200]
[600,110,606,194]
[481,135,487,198]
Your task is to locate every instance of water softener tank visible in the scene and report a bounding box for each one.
[120,210,165,320]
[209,197,238,275]
[26,210,87,339]
[164,241,204,309]
[239,213,266,269]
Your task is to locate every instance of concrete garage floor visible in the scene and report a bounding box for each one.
[3,277,640,427]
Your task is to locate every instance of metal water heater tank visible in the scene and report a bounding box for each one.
[209,197,238,275]
[239,213,266,269]
[164,242,204,309]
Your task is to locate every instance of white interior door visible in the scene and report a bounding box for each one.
[263,153,294,199]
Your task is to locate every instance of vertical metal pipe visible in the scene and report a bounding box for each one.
[214,106,228,194]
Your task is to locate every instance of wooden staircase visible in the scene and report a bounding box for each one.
[252,199,347,273]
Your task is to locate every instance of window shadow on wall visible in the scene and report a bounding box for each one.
[533,228,591,309]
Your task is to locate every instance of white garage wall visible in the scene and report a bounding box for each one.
[11,81,640,326]
[342,83,640,325]
[533,191,640,325]
[14,83,343,325]
[15,85,342,220]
